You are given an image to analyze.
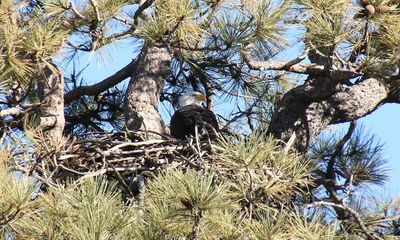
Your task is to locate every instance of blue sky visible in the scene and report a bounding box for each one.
[63,36,400,196]
[360,104,400,194]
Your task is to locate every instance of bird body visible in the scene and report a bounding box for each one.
[170,92,219,140]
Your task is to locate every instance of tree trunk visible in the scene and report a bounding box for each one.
[124,45,172,139]
[38,64,65,142]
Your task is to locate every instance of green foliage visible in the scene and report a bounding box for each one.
[217,134,311,210]
[300,0,355,50]
[244,210,339,240]
[143,169,238,239]
[210,0,291,57]
[140,0,204,45]
[305,13,352,48]
[243,0,292,52]
[336,132,388,186]
[297,0,350,15]
[23,17,69,63]
[0,159,37,235]
[12,177,137,240]
[288,211,339,240]
[0,1,69,84]
[1,0,400,239]
[0,2,35,84]
[0,132,398,239]
[310,126,388,187]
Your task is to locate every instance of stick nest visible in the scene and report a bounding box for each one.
[33,130,217,196]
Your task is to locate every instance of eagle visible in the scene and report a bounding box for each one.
[170,92,219,140]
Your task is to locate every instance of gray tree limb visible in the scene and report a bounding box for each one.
[243,47,397,152]
[267,77,388,152]
[64,57,140,104]
[243,49,360,79]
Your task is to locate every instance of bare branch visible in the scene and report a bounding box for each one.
[67,2,87,20]
[64,47,147,103]
[307,201,384,240]
[0,107,21,118]
[88,0,101,23]
[242,49,361,79]
[326,120,357,179]
[0,99,41,118]
[134,0,155,24]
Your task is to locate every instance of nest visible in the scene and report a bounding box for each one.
[35,130,217,197]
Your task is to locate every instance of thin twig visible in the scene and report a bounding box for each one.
[306,201,384,240]
[88,0,101,23]
[67,2,87,20]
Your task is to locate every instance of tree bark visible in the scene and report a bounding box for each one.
[124,45,172,139]
[267,77,387,152]
[38,64,65,142]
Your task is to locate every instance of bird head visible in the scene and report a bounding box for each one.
[178,91,207,108]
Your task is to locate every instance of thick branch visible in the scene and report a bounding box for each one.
[0,104,42,118]
[268,78,388,152]
[329,79,387,124]
[64,57,141,104]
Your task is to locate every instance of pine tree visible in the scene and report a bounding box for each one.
[1,0,400,239]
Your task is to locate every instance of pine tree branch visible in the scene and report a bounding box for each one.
[188,210,203,240]
[67,2,87,20]
[0,107,22,117]
[306,201,384,240]
[108,0,155,40]
[326,120,357,180]
[88,0,100,23]
[134,0,155,25]
[0,207,21,227]
[329,79,387,124]
[267,76,388,152]
[64,47,147,103]
[63,0,159,104]
[243,49,360,79]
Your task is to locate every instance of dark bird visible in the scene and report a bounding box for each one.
[170,92,219,140]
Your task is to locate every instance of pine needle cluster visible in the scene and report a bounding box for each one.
[140,0,204,46]
[0,0,68,84]
[10,177,137,239]
[297,0,400,78]
[216,134,311,209]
